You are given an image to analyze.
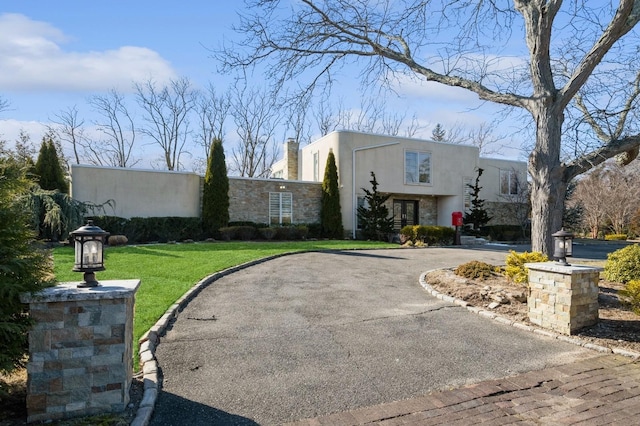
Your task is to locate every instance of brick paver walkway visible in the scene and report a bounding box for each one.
[286,355,640,425]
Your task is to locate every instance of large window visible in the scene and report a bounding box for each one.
[405,151,431,184]
[500,170,519,195]
[269,192,292,225]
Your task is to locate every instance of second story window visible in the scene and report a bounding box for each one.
[500,169,519,195]
[405,151,431,184]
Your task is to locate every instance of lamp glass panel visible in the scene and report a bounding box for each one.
[82,240,101,267]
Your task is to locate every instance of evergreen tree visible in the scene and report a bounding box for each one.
[431,123,446,142]
[202,138,229,236]
[320,150,343,238]
[357,171,393,240]
[34,137,68,194]
[0,156,54,373]
[464,168,491,231]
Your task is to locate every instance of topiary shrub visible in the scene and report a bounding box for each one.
[504,250,548,284]
[604,244,640,283]
[454,260,496,280]
[620,280,640,315]
[424,226,456,246]
[605,234,628,241]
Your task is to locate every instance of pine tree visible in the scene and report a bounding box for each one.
[320,150,343,238]
[464,168,491,231]
[431,123,446,142]
[202,138,230,236]
[34,137,68,193]
[0,156,54,373]
[357,171,394,240]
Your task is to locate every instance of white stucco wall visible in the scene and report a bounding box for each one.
[71,165,201,218]
[478,157,528,202]
[298,130,489,233]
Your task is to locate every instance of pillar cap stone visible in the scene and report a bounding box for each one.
[20,279,141,303]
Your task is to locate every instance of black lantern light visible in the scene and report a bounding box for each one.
[552,228,574,266]
[70,221,109,288]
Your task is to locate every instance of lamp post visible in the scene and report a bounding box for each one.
[70,221,109,288]
[552,228,574,266]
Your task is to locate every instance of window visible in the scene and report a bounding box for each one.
[269,192,292,225]
[313,151,319,181]
[500,170,519,195]
[405,151,431,184]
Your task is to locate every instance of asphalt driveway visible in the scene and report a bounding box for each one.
[150,247,598,425]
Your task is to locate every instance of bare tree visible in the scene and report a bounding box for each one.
[570,164,640,237]
[283,90,313,145]
[230,86,281,177]
[88,89,139,168]
[313,95,340,136]
[194,83,232,163]
[136,77,196,171]
[221,0,640,255]
[50,106,85,165]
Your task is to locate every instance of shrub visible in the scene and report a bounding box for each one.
[259,227,277,240]
[504,250,548,284]
[605,234,628,241]
[423,226,456,246]
[236,226,256,241]
[400,225,453,245]
[455,261,495,280]
[399,225,414,244]
[620,280,640,315]
[218,227,236,241]
[296,225,309,240]
[604,244,640,283]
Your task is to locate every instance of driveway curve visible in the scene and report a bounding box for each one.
[151,247,596,425]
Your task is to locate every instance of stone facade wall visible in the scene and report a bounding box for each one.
[21,280,140,423]
[384,194,438,229]
[486,201,529,227]
[527,263,600,335]
[229,177,322,224]
[284,139,299,180]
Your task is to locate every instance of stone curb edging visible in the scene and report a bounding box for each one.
[419,269,640,360]
[129,251,304,426]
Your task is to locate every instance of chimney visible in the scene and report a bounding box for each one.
[284,138,299,180]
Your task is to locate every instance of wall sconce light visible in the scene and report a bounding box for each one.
[279,185,286,190]
[70,221,109,288]
[552,228,574,266]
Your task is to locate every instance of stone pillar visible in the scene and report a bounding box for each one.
[526,262,601,335]
[20,280,140,423]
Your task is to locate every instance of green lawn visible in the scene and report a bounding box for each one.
[53,240,395,367]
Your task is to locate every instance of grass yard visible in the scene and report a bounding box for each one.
[53,240,395,368]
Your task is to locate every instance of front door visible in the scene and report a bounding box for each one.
[393,200,419,230]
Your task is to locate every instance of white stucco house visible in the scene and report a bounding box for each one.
[271,130,528,238]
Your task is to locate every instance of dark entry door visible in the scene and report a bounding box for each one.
[393,200,419,230]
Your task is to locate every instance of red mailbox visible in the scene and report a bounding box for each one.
[452,211,463,227]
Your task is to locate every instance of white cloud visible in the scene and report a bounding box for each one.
[0,13,177,92]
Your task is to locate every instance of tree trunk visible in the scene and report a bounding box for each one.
[528,104,567,256]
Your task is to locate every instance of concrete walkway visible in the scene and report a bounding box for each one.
[148,247,621,425]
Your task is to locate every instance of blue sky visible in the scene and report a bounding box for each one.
[0,1,526,168]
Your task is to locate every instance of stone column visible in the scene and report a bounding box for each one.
[526,262,601,335]
[20,280,140,423]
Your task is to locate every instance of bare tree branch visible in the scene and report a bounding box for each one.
[136,77,196,171]
[89,89,139,168]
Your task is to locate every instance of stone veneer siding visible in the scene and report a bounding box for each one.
[20,280,140,423]
[526,263,600,335]
[228,177,322,224]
